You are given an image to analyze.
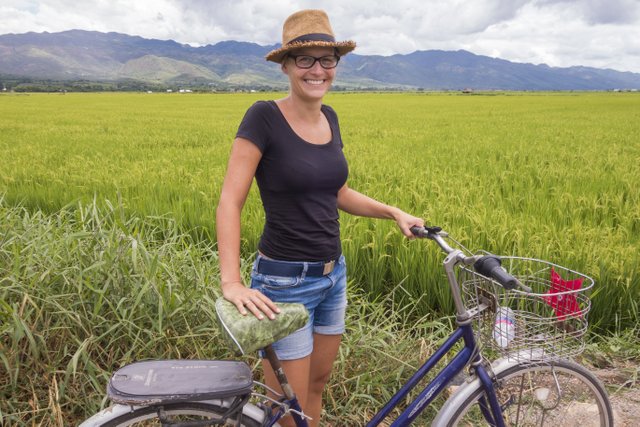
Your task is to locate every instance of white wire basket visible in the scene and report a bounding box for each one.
[460,257,593,361]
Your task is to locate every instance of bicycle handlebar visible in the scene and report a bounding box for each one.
[410,225,455,254]
[473,255,519,290]
[410,225,525,291]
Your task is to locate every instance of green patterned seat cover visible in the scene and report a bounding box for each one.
[215,298,309,356]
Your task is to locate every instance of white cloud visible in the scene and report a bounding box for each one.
[460,1,640,71]
[1,0,639,72]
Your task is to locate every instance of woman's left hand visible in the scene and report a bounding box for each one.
[393,210,425,238]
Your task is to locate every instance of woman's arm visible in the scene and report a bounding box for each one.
[216,137,279,320]
[337,183,424,237]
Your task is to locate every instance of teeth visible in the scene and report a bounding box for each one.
[305,79,324,85]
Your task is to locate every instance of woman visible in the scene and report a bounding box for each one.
[216,9,423,426]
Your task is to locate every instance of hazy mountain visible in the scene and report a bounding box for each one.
[1,30,639,90]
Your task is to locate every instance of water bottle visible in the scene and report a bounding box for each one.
[493,307,515,348]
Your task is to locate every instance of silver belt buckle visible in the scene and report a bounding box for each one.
[322,260,335,275]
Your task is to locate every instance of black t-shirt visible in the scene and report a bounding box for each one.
[236,100,349,262]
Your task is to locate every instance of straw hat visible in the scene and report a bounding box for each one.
[265,9,356,63]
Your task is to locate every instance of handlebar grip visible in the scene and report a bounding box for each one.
[474,255,520,290]
[410,226,428,238]
[410,225,442,238]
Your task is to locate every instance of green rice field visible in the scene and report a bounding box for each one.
[2,91,639,329]
[1,91,639,424]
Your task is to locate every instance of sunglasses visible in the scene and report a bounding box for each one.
[288,54,340,69]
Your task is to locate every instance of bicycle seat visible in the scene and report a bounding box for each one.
[107,359,252,404]
[215,297,309,356]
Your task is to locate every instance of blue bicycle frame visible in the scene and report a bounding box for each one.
[262,320,505,427]
[367,321,504,427]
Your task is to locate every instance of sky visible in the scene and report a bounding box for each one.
[2,0,640,73]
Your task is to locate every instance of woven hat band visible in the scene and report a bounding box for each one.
[288,33,336,45]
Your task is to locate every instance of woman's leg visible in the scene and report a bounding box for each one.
[307,333,342,427]
[262,334,341,427]
[262,356,310,427]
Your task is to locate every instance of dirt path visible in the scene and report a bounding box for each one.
[592,363,640,426]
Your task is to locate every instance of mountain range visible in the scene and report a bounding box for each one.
[1,30,639,91]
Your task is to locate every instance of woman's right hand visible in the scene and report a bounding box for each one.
[221,281,281,320]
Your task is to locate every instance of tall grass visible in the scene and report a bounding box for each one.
[0,198,227,424]
[0,200,455,425]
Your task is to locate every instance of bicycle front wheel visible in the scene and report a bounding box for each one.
[88,401,264,427]
[447,359,613,426]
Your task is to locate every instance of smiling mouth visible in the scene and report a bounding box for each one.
[304,79,325,85]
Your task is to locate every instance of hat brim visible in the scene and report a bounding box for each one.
[265,40,356,63]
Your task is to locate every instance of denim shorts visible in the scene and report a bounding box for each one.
[250,254,347,360]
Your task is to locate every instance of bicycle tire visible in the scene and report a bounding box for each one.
[446,359,613,426]
[88,401,263,427]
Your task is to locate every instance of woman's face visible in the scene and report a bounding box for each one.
[282,46,338,102]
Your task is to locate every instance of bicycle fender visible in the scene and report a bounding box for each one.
[431,357,520,426]
[78,398,270,426]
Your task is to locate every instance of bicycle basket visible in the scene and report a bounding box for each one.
[460,257,593,362]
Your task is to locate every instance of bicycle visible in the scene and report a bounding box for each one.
[80,226,613,426]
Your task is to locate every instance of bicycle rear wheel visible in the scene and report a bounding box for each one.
[447,359,613,426]
[89,401,263,427]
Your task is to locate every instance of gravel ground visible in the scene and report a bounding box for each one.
[593,365,640,426]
